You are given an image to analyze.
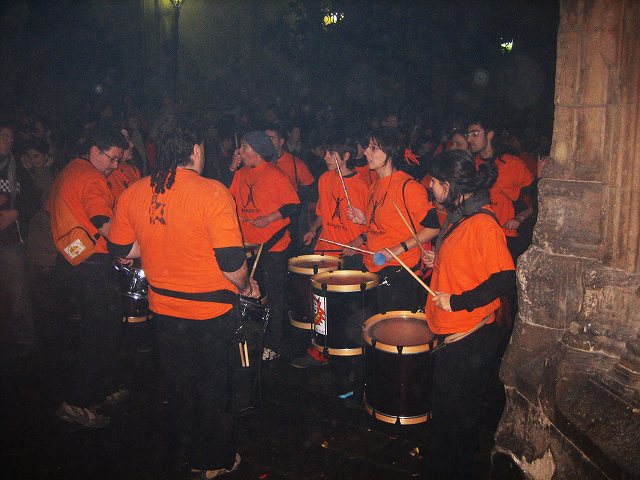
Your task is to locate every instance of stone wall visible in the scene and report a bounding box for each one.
[492,0,640,478]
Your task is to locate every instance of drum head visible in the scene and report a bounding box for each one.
[288,255,342,275]
[364,311,436,353]
[311,270,379,292]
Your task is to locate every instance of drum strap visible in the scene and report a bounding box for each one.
[434,314,493,352]
[263,224,289,252]
[148,284,238,305]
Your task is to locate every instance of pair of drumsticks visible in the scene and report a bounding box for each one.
[239,341,250,367]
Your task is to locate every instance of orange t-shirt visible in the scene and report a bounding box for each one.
[229,161,300,252]
[48,158,114,254]
[354,165,379,187]
[314,170,368,253]
[364,170,435,272]
[476,153,534,237]
[109,169,243,320]
[276,151,314,191]
[426,208,514,334]
[107,163,141,203]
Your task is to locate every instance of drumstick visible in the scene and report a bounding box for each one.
[391,201,428,257]
[250,243,263,279]
[244,341,250,367]
[385,248,436,296]
[318,238,375,255]
[239,342,246,367]
[333,154,352,209]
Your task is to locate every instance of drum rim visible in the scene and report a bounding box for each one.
[310,269,380,292]
[311,338,362,356]
[288,254,343,275]
[363,311,438,353]
[364,401,431,425]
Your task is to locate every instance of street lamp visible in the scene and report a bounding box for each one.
[169,0,186,98]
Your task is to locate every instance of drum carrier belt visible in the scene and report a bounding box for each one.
[148,285,238,305]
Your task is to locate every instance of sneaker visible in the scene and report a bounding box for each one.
[56,401,110,428]
[191,453,241,479]
[261,347,280,361]
[290,353,328,369]
[104,389,130,405]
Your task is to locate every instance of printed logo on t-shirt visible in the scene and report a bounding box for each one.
[369,192,387,233]
[149,194,167,225]
[331,194,344,222]
[244,181,257,208]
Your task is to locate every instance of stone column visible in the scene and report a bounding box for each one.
[492,1,640,478]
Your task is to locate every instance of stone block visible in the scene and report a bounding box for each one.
[536,179,604,257]
[516,248,584,329]
[493,387,608,480]
[554,32,582,106]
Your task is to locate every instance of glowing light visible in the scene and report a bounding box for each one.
[500,38,514,53]
[323,11,344,27]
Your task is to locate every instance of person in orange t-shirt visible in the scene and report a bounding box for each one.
[108,113,257,477]
[422,149,515,480]
[229,131,301,360]
[291,138,369,369]
[107,128,141,203]
[305,139,369,270]
[347,127,440,313]
[265,125,315,255]
[49,125,129,428]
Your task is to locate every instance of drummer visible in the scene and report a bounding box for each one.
[291,137,369,369]
[229,131,301,361]
[347,127,440,312]
[304,136,369,270]
[422,149,515,479]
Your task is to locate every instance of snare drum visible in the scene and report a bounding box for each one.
[116,263,151,323]
[363,311,438,425]
[310,270,379,356]
[287,255,342,329]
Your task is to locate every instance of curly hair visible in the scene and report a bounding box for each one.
[428,149,497,212]
[151,113,204,194]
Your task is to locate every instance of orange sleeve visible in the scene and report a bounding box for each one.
[404,179,434,225]
[80,171,114,220]
[296,157,315,186]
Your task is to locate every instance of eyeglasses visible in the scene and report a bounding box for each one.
[101,150,123,164]
[464,131,485,138]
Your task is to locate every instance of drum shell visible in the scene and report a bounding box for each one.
[287,255,342,329]
[117,266,150,322]
[363,312,437,424]
[310,272,378,356]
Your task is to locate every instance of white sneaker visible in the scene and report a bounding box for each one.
[261,347,280,361]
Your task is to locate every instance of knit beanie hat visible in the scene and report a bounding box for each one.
[242,131,278,162]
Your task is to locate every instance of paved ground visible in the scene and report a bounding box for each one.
[1,314,505,480]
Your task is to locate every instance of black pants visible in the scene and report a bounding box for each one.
[424,322,502,479]
[62,254,123,407]
[154,310,237,471]
[260,249,289,355]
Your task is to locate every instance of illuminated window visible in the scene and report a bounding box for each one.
[500,38,514,53]
[323,11,344,27]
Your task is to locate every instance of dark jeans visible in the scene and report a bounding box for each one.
[372,264,426,313]
[0,243,35,358]
[425,322,502,479]
[154,310,237,471]
[63,254,123,407]
[261,249,288,354]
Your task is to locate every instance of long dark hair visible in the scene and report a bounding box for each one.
[367,127,405,170]
[428,149,497,212]
[151,113,204,194]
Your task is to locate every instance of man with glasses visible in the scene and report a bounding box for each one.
[465,117,534,263]
[49,125,129,428]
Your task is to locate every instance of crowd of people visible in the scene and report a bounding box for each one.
[0,95,548,479]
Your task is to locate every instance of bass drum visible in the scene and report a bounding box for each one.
[363,311,439,425]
